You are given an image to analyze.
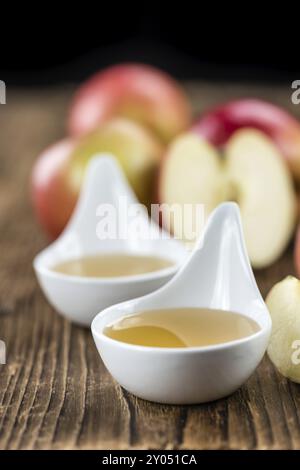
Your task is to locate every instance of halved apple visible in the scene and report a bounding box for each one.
[159,128,296,268]
[193,99,300,182]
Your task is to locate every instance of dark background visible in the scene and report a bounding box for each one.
[1,6,298,85]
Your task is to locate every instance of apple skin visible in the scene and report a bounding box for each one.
[31,118,163,239]
[68,63,192,143]
[193,99,300,181]
[31,139,78,240]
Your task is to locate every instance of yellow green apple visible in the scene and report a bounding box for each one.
[32,118,163,238]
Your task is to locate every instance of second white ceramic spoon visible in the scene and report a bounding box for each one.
[33,155,187,326]
[92,202,272,404]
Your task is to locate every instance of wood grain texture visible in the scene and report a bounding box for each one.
[0,83,300,449]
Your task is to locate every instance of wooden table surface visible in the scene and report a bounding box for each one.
[0,82,300,450]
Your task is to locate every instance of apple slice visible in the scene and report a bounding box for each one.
[159,128,296,267]
[159,133,225,242]
[266,276,300,383]
[225,129,296,268]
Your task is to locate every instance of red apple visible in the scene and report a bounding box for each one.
[31,139,77,240]
[68,63,192,143]
[193,99,300,181]
[32,118,163,239]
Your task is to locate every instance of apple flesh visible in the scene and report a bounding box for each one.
[193,99,300,182]
[159,128,296,268]
[31,118,163,239]
[266,276,300,383]
[294,224,300,276]
[68,63,192,143]
[159,134,226,242]
[226,130,296,267]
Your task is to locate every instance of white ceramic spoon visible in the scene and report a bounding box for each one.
[33,156,187,326]
[92,202,272,404]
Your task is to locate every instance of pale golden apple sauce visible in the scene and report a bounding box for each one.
[52,253,173,278]
[104,308,260,348]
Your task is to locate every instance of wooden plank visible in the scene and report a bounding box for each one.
[0,84,300,450]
